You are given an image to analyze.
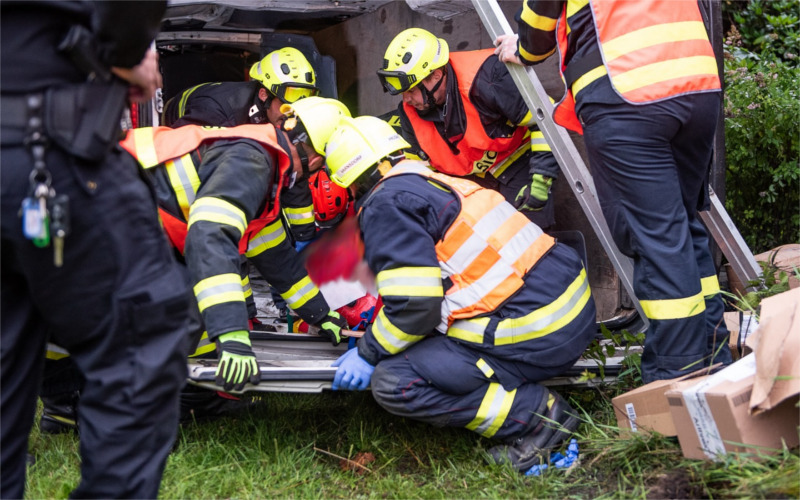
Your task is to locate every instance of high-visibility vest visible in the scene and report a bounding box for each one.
[552,0,721,133]
[120,125,291,254]
[404,49,528,177]
[380,161,555,329]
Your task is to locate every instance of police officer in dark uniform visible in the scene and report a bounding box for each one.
[1,2,193,498]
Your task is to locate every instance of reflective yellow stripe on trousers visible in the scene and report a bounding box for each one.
[466,383,516,438]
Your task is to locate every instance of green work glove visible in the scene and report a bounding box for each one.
[515,174,553,212]
[214,330,260,392]
[316,310,348,346]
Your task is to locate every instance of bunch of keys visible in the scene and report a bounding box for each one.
[21,183,70,267]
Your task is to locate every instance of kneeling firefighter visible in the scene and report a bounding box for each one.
[325,116,597,472]
[121,96,351,392]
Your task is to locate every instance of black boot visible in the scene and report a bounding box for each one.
[487,391,579,472]
[39,391,80,435]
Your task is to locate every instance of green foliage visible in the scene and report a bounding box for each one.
[579,325,644,385]
[723,0,800,66]
[723,31,800,252]
[733,253,796,311]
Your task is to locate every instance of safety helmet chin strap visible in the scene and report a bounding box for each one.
[296,142,310,178]
[420,70,444,109]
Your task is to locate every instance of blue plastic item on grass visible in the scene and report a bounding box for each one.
[525,439,579,476]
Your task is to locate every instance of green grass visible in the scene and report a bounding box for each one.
[24,384,799,499]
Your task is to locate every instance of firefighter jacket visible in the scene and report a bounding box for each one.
[356,160,594,367]
[121,125,331,340]
[164,80,316,242]
[514,0,721,133]
[399,51,559,182]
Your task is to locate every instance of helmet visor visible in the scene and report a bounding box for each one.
[377,70,417,95]
[274,83,319,104]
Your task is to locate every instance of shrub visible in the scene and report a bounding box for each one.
[723,29,800,252]
[723,0,800,66]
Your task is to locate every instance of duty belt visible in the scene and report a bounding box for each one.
[1,94,43,145]
[1,94,40,128]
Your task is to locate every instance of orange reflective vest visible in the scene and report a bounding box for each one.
[553,0,721,133]
[404,49,528,177]
[381,161,555,330]
[120,125,291,254]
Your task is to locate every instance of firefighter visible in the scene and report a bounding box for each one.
[377,28,560,230]
[163,46,321,244]
[121,96,351,392]
[1,2,193,498]
[494,0,732,383]
[325,116,597,472]
[164,48,326,327]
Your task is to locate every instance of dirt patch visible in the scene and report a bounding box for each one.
[648,468,707,499]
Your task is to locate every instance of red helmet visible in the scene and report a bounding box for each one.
[309,169,352,228]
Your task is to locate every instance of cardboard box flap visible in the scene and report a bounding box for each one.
[750,288,800,414]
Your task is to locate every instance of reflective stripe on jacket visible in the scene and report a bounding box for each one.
[404,49,528,177]
[382,161,555,331]
[551,0,721,133]
[120,125,290,254]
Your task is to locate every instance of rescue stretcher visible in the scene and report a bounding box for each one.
[186,316,643,394]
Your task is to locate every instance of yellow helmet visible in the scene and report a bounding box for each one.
[325,116,411,188]
[249,47,319,103]
[279,97,351,155]
[377,28,449,95]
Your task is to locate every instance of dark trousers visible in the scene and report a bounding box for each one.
[370,293,595,441]
[1,141,193,499]
[579,92,731,383]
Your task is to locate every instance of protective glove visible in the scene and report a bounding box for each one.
[294,238,313,254]
[316,310,348,346]
[331,348,375,391]
[214,330,260,392]
[515,174,553,212]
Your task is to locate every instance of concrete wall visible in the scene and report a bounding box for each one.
[312,0,629,322]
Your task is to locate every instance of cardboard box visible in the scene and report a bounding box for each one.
[749,288,800,414]
[667,355,799,460]
[666,290,800,461]
[612,367,716,436]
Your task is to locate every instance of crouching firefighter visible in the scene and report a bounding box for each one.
[324,116,597,472]
[120,96,350,392]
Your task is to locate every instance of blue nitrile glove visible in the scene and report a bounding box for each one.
[214,330,260,392]
[515,174,553,212]
[316,310,348,346]
[294,238,312,254]
[331,348,374,391]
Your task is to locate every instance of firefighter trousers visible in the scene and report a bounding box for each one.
[579,92,732,383]
[370,328,585,443]
[1,140,193,499]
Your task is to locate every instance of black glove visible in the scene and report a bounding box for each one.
[316,310,348,346]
